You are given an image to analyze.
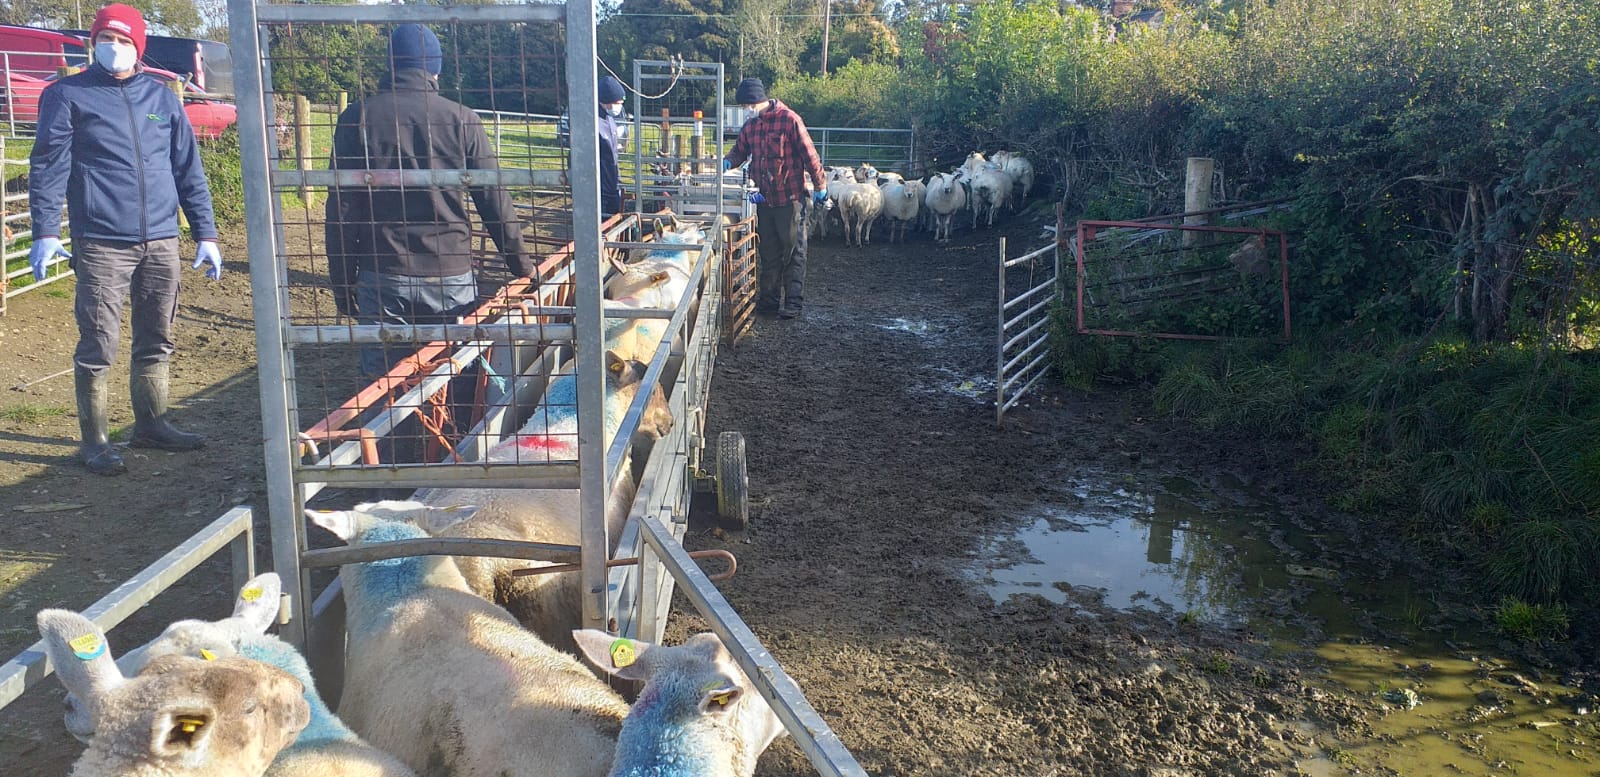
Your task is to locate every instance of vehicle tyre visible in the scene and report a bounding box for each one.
[715,431,749,530]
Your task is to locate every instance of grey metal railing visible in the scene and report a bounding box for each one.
[0,507,256,711]
[996,231,1061,423]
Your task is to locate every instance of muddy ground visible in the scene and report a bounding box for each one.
[0,215,1396,775]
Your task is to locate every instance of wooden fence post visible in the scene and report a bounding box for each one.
[1183,157,1214,249]
[295,96,313,206]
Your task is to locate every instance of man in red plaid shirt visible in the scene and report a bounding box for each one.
[723,78,830,319]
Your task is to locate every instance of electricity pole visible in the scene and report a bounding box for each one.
[820,0,831,76]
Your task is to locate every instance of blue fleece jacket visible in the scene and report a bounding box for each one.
[28,65,218,242]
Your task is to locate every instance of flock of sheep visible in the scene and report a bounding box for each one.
[810,150,1037,247]
[34,220,792,777]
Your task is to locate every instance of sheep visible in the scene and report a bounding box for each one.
[605,219,705,366]
[878,179,921,244]
[573,629,788,777]
[989,150,1036,204]
[819,167,857,239]
[305,511,790,777]
[37,609,309,777]
[92,574,416,777]
[960,151,989,179]
[304,509,629,777]
[969,166,1014,229]
[923,172,967,243]
[833,181,884,247]
[853,162,880,183]
[901,178,929,234]
[405,351,671,653]
[800,185,834,240]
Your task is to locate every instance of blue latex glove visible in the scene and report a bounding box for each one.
[749,191,765,205]
[28,237,70,281]
[193,240,223,280]
[721,158,732,172]
[813,189,828,204]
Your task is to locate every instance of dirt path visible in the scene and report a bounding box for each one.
[0,220,1370,775]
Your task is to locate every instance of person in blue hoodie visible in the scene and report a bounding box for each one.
[27,3,222,476]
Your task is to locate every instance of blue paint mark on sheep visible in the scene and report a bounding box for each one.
[608,678,721,777]
[343,520,436,638]
[238,636,358,748]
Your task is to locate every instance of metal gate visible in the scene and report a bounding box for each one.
[225,1,864,773]
[996,221,1062,423]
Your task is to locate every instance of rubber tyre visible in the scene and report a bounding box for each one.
[715,431,749,530]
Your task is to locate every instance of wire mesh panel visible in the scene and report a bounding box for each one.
[1073,215,1291,341]
[228,0,625,644]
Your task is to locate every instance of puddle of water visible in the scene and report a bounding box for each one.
[972,473,1600,775]
[876,317,936,336]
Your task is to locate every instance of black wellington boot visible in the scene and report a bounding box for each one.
[128,361,206,451]
[75,368,127,475]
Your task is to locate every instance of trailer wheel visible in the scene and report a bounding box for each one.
[715,431,749,530]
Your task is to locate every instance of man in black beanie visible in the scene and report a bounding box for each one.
[326,23,536,377]
[723,77,828,319]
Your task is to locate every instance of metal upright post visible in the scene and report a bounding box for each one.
[228,0,309,644]
[567,0,611,633]
[996,237,1006,426]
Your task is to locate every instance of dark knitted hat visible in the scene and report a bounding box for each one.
[598,76,625,104]
[734,78,766,104]
[389,24,442,75]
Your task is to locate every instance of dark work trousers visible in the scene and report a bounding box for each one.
[755,202,807,309]
[72,237,182,377]
[355,269,479,378]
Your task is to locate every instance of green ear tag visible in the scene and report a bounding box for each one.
[69,633,106,661]
[610,638,637,668]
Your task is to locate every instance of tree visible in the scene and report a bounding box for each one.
[1,0,200,34]
[731,0,818,81]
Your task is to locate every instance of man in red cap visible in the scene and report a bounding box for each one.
[28,2,223,476]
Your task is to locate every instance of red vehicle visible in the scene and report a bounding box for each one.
[2,66,237,140]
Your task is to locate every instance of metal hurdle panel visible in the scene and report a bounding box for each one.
[226,0,613,647]
[227,3,866,772]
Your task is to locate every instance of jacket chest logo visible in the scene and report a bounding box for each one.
[146,113,166,123]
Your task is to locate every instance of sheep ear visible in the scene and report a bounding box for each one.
[697,678,743,715]
[572,630,654,682]
[417,504,480,534]
[37,610,125,705]
[231,573,281,634]
[149,704,216,758]
[305,509,365,542]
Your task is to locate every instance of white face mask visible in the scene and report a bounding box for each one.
[607,104,623,118]
[94,41,137,74]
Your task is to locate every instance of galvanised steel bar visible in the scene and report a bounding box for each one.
[996,237,1007,425]
[0,508,254,711]
[255,3,564,23]
[638,513,869,777]
[284,323,575,345]
[228,0,310,646]
[295,462,580,489]
[566,0,610,634]
[302,538,580,569]
[280,168,569,190]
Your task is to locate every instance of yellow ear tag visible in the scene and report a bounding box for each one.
[199,649,218,661]
[69,633,106,661]
[175,716,207,734]
[609,638,637,669]
[708,691,732,706]
[239,587,263,603]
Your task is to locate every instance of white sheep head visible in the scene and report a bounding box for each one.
[574,630,787,777]
[38,609,308,777]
